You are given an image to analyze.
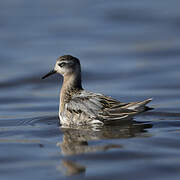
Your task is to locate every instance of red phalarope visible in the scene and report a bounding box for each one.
[42,55,153,126]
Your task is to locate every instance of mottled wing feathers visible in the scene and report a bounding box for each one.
[67,96,102,117]
[64,90,152,125]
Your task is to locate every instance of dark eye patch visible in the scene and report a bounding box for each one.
[58,62,66,67]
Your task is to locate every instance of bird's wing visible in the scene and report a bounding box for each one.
[65,91,103,120]
[99,97,152,124]
[97,94,138,123]
[65,90,152,124]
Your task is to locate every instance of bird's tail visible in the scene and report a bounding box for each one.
[124,98,153,113]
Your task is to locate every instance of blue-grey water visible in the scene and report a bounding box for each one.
[1,0,180,179]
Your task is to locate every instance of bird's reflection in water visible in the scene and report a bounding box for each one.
[57,160,86,176]
[57,121,153,176]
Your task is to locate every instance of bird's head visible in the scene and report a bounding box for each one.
[42,55,81,79]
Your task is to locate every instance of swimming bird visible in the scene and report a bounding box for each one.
[42,55,152,126]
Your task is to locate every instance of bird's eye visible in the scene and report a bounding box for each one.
[58,62,66,67]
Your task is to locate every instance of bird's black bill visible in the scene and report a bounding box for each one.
[41,70,56,79]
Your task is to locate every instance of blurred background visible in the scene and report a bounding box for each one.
[0,0,180,180]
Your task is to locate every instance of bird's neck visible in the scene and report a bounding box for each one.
[63,71,82,91]
[59,71,83,112]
